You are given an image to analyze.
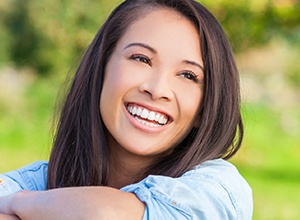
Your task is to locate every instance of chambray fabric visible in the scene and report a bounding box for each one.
[0,159,253,219]
[0,161,48,196]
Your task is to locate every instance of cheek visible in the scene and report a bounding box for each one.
[103,61,138,92]
[100,65,121,115]
[102,64,127,99]
[177,85,203,120]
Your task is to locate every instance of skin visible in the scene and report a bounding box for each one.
[0,214,20,220]
[0,188,144,220]
[0,9,204,220]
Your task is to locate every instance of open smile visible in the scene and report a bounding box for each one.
[126,103,171,128]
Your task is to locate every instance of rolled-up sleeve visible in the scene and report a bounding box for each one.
[0,173,23,197]
[121,159,253,220]
[124,176,194,219]
[0,161,48,197]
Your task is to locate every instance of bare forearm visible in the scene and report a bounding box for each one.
[1,187,144,220]
[0,214,20,220]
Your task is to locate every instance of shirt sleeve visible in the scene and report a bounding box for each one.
[121,159,253,220]
[0,161,48,197]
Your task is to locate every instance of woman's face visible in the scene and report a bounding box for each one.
[100,9,204,163]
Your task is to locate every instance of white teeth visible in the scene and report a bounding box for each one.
[155,114,160,121]
[137,107,142,115]
[132,106,137,115]
[127,105,169,126]
[158,115,167,124]
[148,111,155,121]
[141,109,149,119]
[135,117,161,128]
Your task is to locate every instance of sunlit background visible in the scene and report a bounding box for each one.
[0,0,299,219]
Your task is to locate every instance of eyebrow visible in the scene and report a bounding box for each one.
[124,42,204,70]
[124,42,157,53]
[183,60,204,71]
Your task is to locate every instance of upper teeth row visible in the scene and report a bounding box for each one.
[127,105,168,125]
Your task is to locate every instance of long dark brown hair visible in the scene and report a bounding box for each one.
[47,0,243,189]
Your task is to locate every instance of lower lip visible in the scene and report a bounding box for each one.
[123,105,169,133]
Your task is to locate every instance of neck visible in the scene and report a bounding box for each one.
[108,159,142,189]
[107,137,156,189]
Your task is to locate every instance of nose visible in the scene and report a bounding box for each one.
[139,71,174,101]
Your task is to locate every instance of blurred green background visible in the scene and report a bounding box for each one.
[0,0,299,219]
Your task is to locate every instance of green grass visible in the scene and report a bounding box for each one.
[231,103,300,220]
[0,78,299,220]
[0,77,56,171]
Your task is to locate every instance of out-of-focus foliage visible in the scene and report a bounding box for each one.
[202,0,300,51]
[0,0,299,76]
[0,0,120,75]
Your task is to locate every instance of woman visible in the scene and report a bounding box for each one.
[0,0,253,219]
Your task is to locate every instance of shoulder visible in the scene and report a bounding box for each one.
[184,159,252,218]
[184,159,252,198]
[121,159,253,220]
[0,161,48,197]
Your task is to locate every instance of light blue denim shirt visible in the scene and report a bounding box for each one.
[0,159,253,219]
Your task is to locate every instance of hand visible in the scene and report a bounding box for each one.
[0,191,35,218]
[0,214,20,220]
[0,191,21,216]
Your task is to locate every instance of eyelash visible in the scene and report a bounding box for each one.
[129,54,199,83]
[130,54,152,66]
[178,71,199,83]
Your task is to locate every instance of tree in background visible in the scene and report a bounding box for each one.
[0,0,117,75]
[1,1,52,74]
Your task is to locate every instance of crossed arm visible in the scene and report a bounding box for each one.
[0,187,145,220]
[0,214,20,220]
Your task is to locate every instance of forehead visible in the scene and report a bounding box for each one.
[123,8,196,38]
[116,8,201,59]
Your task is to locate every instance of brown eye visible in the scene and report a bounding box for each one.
[130,54,152,66]
[179,71,198,83]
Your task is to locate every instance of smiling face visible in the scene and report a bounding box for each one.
[100,8,204,164]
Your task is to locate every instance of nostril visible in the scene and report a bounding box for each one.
[139,82,172,101]
[139,83,152,96]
